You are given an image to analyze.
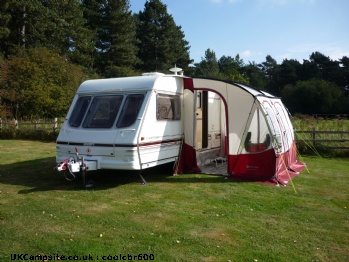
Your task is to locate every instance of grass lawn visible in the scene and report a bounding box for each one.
[0,140,348,261]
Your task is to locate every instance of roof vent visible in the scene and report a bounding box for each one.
[142,72,165,76]
[169,66,183,75]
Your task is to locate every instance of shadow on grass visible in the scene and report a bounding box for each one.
[0,157,232,193]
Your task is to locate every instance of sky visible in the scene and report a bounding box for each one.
[129,0,349,65]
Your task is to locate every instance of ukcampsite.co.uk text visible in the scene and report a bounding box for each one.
[10,253,155,261]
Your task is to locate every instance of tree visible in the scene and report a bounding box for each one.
[260,55,280,95]
[194,49,220,78]
[281,79,342,114]
[81,0,102,69]
[0,48,87,119]
[83,0,140,77]
[0,56,14,118]
[37,1,95,68]
[0,1,11,56]
[278,59,302,87]
[310,51,341,84]
[61,1,95,68]
[217,54,248,83]
[1,1,94,68]
[135,0,192,72]
[339,56,349,96]
[340,56,349,69]
[241,62,266,90]
[1,0,43,55]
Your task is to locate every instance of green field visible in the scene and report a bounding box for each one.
[0,140,348,261]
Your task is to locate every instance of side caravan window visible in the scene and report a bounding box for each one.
[82,95,123,128]
[69,96,91,127]
[116,94,145,128]
[156,94,181,120]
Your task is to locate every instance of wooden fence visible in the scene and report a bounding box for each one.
[1,118,348,150]
[295,129,349,150]
[0,118,63,133]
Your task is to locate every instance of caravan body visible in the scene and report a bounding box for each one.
[55,72,305,186]
[56,73,186,172]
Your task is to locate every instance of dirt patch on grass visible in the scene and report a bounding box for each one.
[83,203,111,214]
[192,227,238,246]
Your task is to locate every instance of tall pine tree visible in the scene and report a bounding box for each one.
[194,49,220,78]
[37,1,95,68]
[135,0,192,72]
[1,0,42,55]
[0,1,11,56]
[83,0,140,77]
[1,0,94,68]
[260,55,280,95]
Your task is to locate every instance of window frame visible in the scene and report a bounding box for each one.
[81,95,124,128]
[68,93,145,129]
[156,94,181,121]
[116,94,145,128]
[68,96,92,127]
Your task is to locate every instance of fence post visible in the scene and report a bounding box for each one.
[53,117,58,132]
[15,119,18,129]
[312,127,316,147]
[0,118,2,130]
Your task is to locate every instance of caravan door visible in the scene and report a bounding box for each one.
[137,90,183,169]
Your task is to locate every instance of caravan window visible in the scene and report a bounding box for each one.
[69,96,91,127]
[116,94,145,128]
[82,95,123,128]
[156,94,181,120]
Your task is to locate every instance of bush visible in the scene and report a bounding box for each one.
[0,48,89,119]
[0,128,58,142]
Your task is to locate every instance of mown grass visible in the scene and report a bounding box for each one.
[0,140,348,261]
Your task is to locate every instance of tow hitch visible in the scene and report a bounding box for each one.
[54,148,94,189]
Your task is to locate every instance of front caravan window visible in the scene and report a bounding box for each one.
[156,94,181,120]
[116,94,145,128]
[69,96,91,127]
[68,94,145,128]
[82,95,123,128]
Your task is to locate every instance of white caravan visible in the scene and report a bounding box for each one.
[55,69,224,186]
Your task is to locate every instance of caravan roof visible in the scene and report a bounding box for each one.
[76,74,175,94]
